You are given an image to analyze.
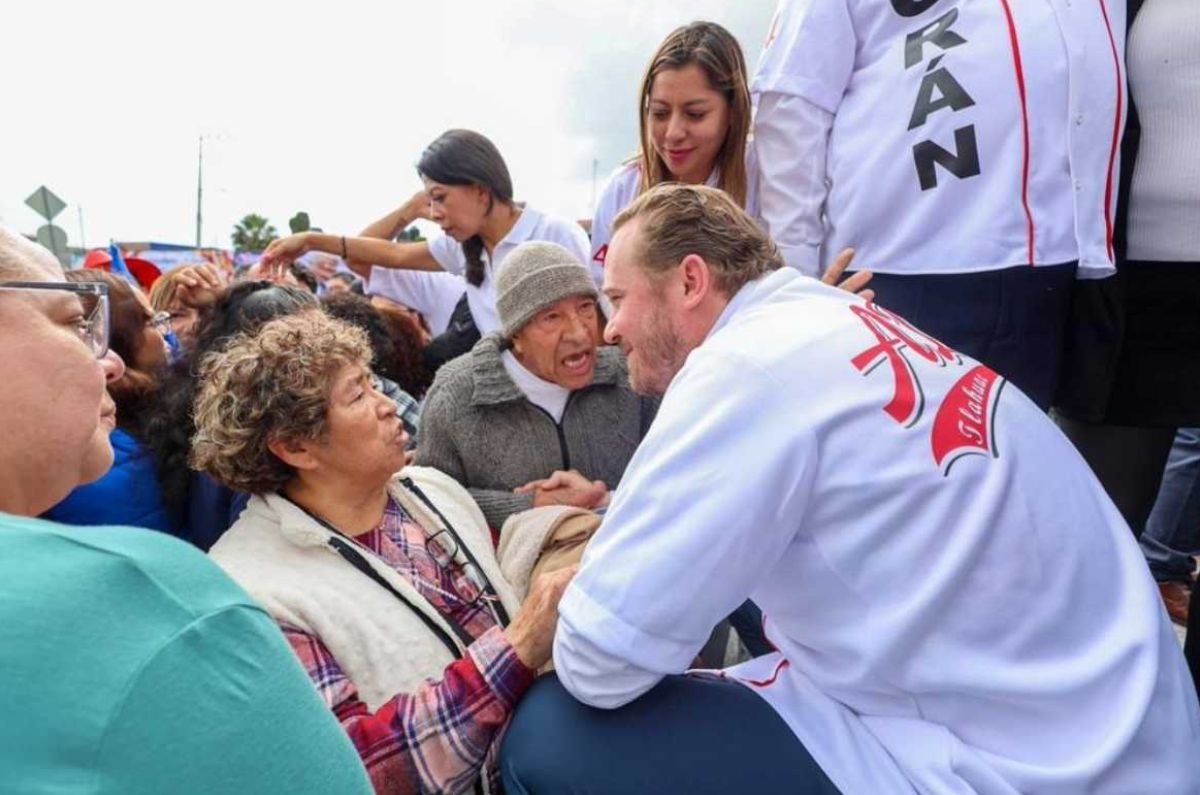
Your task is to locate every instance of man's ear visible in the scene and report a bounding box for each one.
[678,253,714,310]
[267,436,320,472]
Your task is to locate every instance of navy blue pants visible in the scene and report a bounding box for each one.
[501,674,841,794]
[861,262,1077,411]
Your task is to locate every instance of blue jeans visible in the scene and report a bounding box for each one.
[1141,428,1200,583]
[501,674,841,794]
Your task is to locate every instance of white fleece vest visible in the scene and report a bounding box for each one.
[209,466,520,711]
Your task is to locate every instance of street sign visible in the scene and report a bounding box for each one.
[36,224,67,253]
[25,186,66,221]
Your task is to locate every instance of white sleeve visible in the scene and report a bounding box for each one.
[751,93,834,276]
[752,0,856,114]
[426,234,465,276]
[366,268,465,336]
[553,351,818,708]
[588,168,635,286]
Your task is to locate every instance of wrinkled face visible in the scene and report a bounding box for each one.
[422,177,491,242]
[602,221,690,396]
[0,248,126,510]
[511,294,601,390]
[307,363,409,485]
[647,63,731,186]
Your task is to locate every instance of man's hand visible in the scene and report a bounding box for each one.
[503,565,577,669]
[165,264,224,310]
[822,247,875,303]
[515,470,608,510]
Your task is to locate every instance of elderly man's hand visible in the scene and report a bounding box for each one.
[822,247,875,303]
[503,565,577,669]
[515,470,608,510]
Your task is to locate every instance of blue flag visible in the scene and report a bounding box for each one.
[108,241,135,283]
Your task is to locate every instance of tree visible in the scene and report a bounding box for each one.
[398,226,425,242]
[231,213,279,254]
[288,211,311,234]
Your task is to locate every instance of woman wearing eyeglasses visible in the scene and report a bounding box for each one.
[43,270,180,536]
[191,310,570,795]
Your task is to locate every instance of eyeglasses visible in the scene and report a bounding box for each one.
[149,310,172,336]
[0,280,110,358]
[425,527,495,607]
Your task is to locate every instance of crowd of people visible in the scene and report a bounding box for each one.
[4,2,1200,793]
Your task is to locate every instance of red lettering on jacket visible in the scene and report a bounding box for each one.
[850,302,960,428]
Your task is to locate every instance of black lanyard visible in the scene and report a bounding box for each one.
[280,493,492,660]
[400,476,511,627]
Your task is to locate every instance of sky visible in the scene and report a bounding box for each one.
[1,1,774,250]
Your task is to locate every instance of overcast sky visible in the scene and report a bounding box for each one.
[2,1,774,249]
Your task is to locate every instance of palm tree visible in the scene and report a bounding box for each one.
[231,213,279,254]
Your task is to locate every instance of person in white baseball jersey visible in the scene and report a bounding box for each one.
[591,21,872,301]
[751,0,1127,410]
[499,185,1200,795]
[262,129,590,338]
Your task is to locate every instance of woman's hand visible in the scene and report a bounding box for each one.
[400,189,432,224]
[822,247,875,303]
[166,263,224,309]
[260,233,312,274]
[515,470,608,510]
[503,565,577,669]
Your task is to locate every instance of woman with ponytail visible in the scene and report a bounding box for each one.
[262,129,590,338]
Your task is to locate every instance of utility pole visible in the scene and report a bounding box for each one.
[195,136,204,247]
[77,205,86,250]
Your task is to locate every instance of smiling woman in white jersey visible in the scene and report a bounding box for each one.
[262,129,590,337]
[588,22,753,284]
[591,22,871,297]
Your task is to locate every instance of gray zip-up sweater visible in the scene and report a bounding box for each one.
[416,333,658,528]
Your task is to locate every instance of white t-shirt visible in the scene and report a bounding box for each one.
[555,268,1199,794]
[752,0,1127,278]
[501,350,570,423]
[426,206,590,335]
[366,269,465,336]
[589,163,758,281]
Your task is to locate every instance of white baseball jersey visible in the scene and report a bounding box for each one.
[589,163,759,282]
[752,0,1127,278]
[426,206,590,334]
[555,267,1199,793]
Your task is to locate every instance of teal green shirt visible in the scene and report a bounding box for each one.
[0,513,372,794]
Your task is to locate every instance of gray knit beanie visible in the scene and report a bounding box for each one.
[496,241,598,338]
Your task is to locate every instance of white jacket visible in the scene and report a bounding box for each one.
[556,267,1200,794]
[209,466,520,710]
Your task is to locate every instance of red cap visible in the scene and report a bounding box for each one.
[82,250,162,290]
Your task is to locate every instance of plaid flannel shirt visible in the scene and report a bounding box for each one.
[283,496,533,795]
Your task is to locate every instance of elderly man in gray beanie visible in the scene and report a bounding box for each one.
[417,241,657,528]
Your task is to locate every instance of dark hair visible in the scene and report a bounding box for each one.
[321,292,432,398]
[64,270,161,436]
[289,262,318,293]
[417,129,513,288]
[144,281,318,525]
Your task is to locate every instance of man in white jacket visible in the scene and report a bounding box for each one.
[499,185,1200,795]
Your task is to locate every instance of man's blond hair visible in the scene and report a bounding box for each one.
[611,183,782,295]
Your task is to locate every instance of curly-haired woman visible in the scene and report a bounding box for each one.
[191,310,570,795]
